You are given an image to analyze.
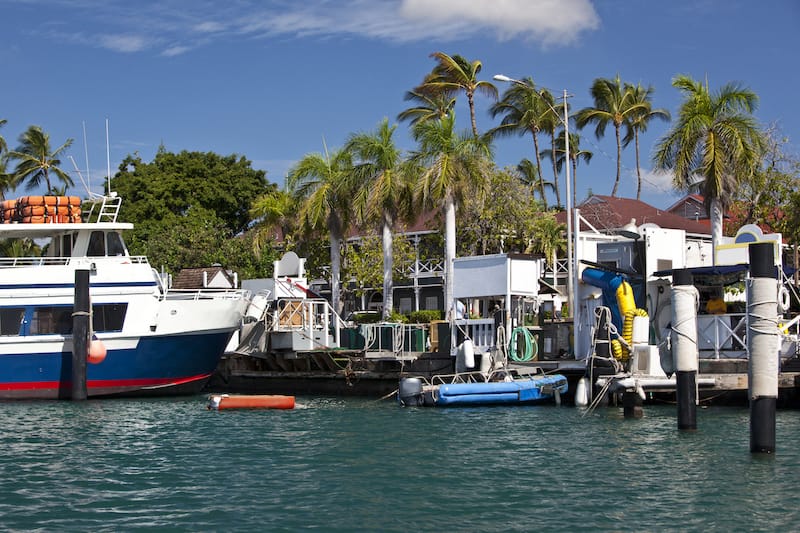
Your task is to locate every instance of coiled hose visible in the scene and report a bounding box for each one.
[508,327,538,361]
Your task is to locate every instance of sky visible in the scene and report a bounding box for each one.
[1,0,799,210]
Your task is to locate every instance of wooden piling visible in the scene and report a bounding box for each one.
[71,269,90,401]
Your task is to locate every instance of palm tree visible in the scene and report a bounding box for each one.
[410,112,492,319]
[249,184,299,254]
[575,75,648,197]
[488,77,552,208]
[415,52,498,138]
[397,90,455,126]
[623,83,670,200]
[287,144,355,314]
[515,158,553,207]
[530,213,566,289]
[345,118,412,320]
[541,129,593,208]
[653,74,762,259]
[0,119,11,199]
[7,125,74,194]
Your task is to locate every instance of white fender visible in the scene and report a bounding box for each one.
[575,377,589,407]
[779,286,791,313]
[462,339,475,369]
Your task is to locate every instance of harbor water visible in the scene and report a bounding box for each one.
[1,396,798,531]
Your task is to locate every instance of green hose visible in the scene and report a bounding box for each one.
[508,327,538,361]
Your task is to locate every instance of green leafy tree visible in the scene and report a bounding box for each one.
[7,125,74,194]
[113,148,268,236]
[489,77,552,208]
[458,167,540,256]
[0,119,11,199]
[410,112,492,318]
[623,82,670,200]
[346,118,413,319]
[415,52,498,137]
[249,183,297,255]
[576,75,648,197]
[288,145,355,314]
[653,74,762,258]
[541,129,593,208]
[397,90,455,126]
[344,233,415,309]
[530,213,566,288]
[540,89,564,207]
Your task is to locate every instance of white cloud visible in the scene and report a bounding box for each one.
[399,0,599,45]
[98,34,151,53]
[39,0,602,55]
[640,168,675,194]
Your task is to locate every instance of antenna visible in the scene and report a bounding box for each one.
[82,121,91,194]
[105,118,111,195]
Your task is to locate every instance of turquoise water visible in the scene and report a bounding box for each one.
[1,397,798,532]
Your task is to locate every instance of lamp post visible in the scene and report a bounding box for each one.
[493,75,574,326]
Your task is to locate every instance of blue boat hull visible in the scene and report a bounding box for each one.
[435,375,568,406]
[0,330,234,399]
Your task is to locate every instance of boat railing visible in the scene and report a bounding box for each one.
[696,311,799,360]
[164,288,251,301]
[269,297,344,348]
[428,366,545,387]
[0,255,150,268]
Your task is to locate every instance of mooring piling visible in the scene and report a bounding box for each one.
[672,268,698,430]
[748,242,779,454]
[71,268,90,401]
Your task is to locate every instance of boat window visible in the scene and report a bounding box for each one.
[0,308,24,336]
[87,231,105,257]
[30,306,73,335]
[106,232,125,256]
[26,303,128,335]
[93,303,127,332]
[62,234,74,258]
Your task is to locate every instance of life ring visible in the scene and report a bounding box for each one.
[779,286,791,312]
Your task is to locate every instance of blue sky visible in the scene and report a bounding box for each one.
[1,0,798,209]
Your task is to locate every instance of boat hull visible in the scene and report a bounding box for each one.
[400,374,569,407]
[0,329,235,399]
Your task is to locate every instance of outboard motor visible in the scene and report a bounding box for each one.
[398,377,424,407]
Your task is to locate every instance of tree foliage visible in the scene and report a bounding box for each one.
[110,148,270,275]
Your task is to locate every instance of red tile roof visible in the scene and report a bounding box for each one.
[558,195,711,235]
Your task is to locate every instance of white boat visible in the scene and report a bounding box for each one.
[0,195,249,399]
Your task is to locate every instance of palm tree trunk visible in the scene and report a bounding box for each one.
[468,92,478,137]
[444,195,456,322]
[634,130,642,200]
[612,125,622,197]
[382,212,394,320]
[710,197,724,265]
[329,231,343,314]
[550,135,562,208]
[532,135,548,209]
[572,158,578,207]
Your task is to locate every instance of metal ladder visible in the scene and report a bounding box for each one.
[86,195,122,222]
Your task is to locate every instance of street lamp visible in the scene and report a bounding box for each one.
[493,74,575,327]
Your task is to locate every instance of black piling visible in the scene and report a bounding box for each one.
[623,390,643,418]
[672,268,697,430]
[71,268,90,401]
[748,242,778,454]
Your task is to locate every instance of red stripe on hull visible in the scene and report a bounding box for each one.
[0,373,212,399]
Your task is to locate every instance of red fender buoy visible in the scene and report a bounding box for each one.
[87,338,107,364]
[207,394,295,410]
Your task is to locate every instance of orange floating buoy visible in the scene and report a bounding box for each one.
[207,394,295,410]
[87,338,107,364]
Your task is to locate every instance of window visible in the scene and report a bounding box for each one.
[27,303,127,335]
[107,233,125,256]
[93,303,127,332]
[30,306,73,335]
[87,231,105,256]
[0,308,24,336]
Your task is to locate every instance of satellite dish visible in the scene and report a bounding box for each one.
[276,251,301,277]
